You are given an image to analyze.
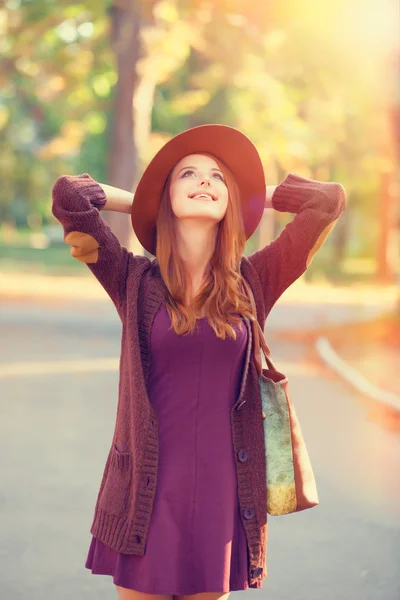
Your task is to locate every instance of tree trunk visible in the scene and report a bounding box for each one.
[105,1,141,252]
[376,169,398,284]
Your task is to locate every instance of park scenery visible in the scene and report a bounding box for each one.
[0,2,399,600]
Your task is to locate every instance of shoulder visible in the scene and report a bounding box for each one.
[240,255,260,283]
[124,253,154,285]
[127,253,153,270]
[128,255,167,288]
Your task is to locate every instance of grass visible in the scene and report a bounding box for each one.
[0,240,388,283]
[0,244,87,275]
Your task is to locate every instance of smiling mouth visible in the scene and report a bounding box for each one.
[189,193,217,201]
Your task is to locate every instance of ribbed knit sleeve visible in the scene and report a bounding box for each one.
[51,173,135,313]
[247,173,347,314]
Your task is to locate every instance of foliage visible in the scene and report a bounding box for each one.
[0,0,398,273]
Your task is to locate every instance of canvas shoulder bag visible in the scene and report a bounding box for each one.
[242,277,319,516]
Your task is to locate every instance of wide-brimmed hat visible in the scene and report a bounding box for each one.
[131,124,266,256]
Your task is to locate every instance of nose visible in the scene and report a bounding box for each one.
[199,175,211,186]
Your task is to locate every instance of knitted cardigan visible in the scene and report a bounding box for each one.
[51,172,346,588]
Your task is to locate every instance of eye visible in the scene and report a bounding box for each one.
[213,172,224,181]
[181,169,195,177]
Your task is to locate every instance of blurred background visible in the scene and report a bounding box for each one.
[0,1,399,599]
[0,0,399,277]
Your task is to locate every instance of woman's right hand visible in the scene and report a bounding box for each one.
[97,182,134,214]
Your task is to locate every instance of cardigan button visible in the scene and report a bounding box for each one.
[135,535,141,543]
[243,507,256,519]
[251,567,263,578]
[238,449,248,463]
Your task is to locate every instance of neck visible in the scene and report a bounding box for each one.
[175,220,217,288]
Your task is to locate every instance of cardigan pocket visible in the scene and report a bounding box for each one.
[99,444,133,516]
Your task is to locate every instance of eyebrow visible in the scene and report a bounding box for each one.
[178,165,223,174]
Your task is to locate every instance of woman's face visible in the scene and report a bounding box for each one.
[169,153,229,225]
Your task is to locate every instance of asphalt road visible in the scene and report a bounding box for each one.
[1,299,399,600]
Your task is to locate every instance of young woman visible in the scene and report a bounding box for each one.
[51,124,346,600]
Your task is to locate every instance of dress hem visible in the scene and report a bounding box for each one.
[85,563,260,593]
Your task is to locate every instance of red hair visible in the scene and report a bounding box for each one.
[155,153,254,340]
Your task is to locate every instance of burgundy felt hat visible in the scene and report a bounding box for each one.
[131,124,266,256]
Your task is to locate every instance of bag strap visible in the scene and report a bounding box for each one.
[242,277,278,375]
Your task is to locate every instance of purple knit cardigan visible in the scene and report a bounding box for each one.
[51,172,346,587]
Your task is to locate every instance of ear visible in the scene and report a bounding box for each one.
[306,219,339,268]
[64,231,100,264]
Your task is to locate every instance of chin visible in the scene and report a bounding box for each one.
[177,209,220,220]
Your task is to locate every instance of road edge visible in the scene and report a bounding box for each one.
[315,336,400,413]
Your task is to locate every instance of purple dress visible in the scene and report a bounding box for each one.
[85,304,252,594]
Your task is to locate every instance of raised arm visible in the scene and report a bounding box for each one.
[51,173,148,314]
[247,173,347,315]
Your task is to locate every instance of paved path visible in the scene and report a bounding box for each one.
[0,298,399,600]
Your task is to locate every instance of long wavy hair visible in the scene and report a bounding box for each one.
[155,152,255,341]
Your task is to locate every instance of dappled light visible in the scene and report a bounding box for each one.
[0,1,399,598]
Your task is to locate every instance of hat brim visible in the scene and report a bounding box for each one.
[131,124,266,256]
